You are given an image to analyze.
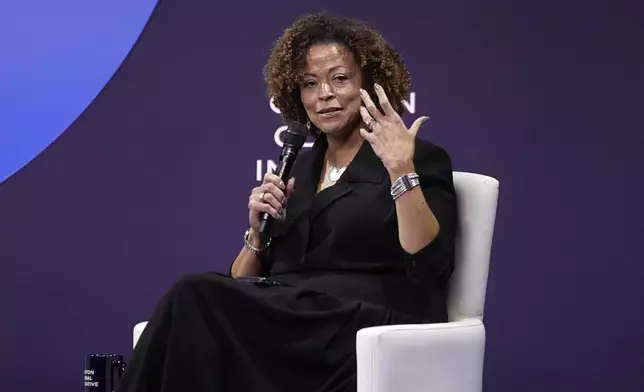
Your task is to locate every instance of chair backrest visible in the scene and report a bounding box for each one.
[447,172,499,322]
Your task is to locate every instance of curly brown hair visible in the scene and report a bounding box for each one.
[263,12,411,130]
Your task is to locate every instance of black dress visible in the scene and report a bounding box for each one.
[116,134,457,392]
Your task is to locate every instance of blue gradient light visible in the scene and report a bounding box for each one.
[0,0,157,182]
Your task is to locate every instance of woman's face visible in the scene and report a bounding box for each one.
[299,42,364,137]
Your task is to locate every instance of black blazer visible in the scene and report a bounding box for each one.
[262,134,457,322]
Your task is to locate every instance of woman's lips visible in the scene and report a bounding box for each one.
[318,108,343,118]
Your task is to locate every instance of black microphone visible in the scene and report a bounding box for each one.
[258,121,308,236]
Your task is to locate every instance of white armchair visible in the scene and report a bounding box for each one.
[356,172,499,392]
[132,171,499,392]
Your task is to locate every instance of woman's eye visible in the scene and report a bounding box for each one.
[303,81,316,88]
[334,75,348,82]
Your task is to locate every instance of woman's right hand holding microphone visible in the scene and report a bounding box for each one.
[246,173,295,247]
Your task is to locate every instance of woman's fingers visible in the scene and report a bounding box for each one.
[260,182,285,202]
[248,200,279,220]
[259,190,283,212]
[359,106,378,132]
[249,175,296,225]
[263,172,285,189]
[285,177,295,199]
[248,180,287,216]
[408,116,430,137]
[372,83,395,116]
[359,88,384,121]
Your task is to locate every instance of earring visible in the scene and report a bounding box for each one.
[306,119,311,130]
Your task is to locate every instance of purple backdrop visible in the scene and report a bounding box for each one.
[2,0,643,391]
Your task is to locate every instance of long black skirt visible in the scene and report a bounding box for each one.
[115,272,420,392]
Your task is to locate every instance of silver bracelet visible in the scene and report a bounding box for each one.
[390,172,420,200]
[244,229,271,255]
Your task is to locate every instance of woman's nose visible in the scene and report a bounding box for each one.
[318,82,334,100]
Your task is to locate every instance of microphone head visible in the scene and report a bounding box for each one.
[283,122,308,149]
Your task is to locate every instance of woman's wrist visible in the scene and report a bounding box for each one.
[244,228,271,256]
[247,227,263,248]
[387,160,416,182]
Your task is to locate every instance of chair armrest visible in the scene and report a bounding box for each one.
[356,318,485,392]
[133,321,148,349]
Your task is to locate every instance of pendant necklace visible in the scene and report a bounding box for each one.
[327,160,350,182]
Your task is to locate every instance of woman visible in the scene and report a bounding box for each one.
[117,12,457,392]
